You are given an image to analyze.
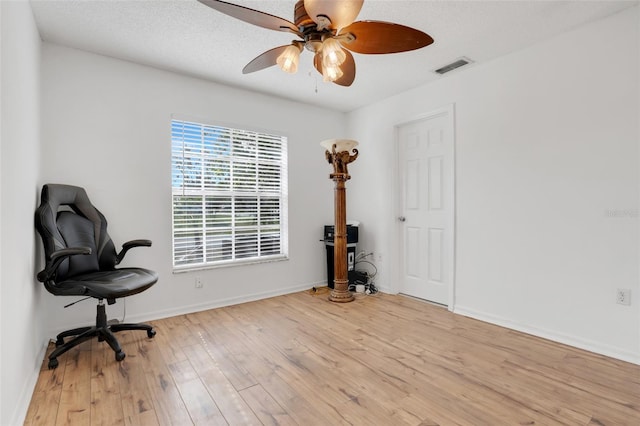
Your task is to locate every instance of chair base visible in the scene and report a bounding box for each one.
[48,303,156,369]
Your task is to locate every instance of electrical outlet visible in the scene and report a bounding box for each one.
[195,276,203,289]
[616,288,631,305]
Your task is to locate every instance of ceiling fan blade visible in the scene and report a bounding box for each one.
[198,0,300,35]
[304,0,364,31]
[243,45,290,74]
[313,50,356,87]
[340,21,433,54]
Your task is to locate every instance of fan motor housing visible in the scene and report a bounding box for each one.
[304,32,323,52]
[294,1,314,29]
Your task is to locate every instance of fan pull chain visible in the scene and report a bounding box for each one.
[308,71,318,94]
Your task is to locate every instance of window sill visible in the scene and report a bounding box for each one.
[172,254,289,274]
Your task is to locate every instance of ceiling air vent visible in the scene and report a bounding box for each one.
[434,57,473,75]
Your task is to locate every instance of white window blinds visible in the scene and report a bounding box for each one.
[171,119,288,269]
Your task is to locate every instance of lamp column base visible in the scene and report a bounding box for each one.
[329,278,354,303]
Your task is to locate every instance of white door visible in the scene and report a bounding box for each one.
[397,108,454,305]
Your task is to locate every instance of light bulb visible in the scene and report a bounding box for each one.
[322,62,343,82]
[277,44,301,74]
[322,38,346,67]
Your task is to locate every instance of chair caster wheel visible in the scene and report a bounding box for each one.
[147,329,156,338]
[55,338,64,347]
[115,351,126,362]
[48,358,59,369]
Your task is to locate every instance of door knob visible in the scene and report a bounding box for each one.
[398,216,406,222]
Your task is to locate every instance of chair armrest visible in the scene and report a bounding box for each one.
[115,239,152,265]
[37,247,92,282]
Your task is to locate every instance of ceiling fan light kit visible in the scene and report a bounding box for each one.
[321,37,346,67]
[198,0,434,87]
[277,43,303,73]
[322,62,344,82]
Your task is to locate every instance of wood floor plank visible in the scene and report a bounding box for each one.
[25,291,640,425]
[55,346,92,426]
[218,306,357,424]
[176,377,228,425]
[182,342,262,425]
[238,384,296,426]
[150,317,189,365]
[24,343,65,426]
[186,313,258,391]
[139,330,194,426]
[90,339,125,425]
[205,307,347,425]
[115,336,160,426]
[167,357,228,425]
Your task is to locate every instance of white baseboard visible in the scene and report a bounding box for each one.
[376,283,393,294]
[11,340,49,426]
[126,281,321,324]
[454,304,640,365]
[46,281,323,343]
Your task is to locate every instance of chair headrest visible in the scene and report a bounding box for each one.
[40,184,103,246]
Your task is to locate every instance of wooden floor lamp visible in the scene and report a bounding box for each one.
[321,139,358,303]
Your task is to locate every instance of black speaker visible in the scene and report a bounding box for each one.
[323,225,358,288]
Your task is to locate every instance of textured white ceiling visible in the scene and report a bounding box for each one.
[30,0,638,112]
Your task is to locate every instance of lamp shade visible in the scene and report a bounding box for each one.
[322,38,346,67]
[277,44,301,74]
[320,139,359,152]
[321,62,344,82]
[304,0,364,31]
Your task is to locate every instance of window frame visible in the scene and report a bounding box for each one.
[171,116,289,272]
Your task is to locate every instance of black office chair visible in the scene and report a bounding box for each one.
[35,184,158,369]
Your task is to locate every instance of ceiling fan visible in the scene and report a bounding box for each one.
[197,0,434,87]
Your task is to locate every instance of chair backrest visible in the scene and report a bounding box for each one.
[35,184,118,280]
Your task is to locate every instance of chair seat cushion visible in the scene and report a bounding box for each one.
[54,268,158,299]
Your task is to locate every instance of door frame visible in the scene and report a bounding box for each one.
[391,104,456,311]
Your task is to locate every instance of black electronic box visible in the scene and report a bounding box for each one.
[322,224,359,288]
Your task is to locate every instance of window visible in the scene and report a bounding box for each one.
[171,119,288,270]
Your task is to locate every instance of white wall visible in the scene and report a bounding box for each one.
[347,6,640,363]
[0,1,44,424]
[40,44,344,332]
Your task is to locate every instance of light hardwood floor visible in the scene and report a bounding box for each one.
[25,290,640,425]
